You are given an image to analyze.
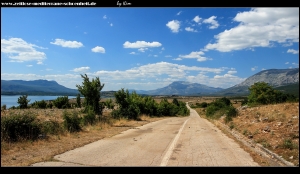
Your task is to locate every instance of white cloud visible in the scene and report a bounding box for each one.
[185,27,198,32]
[178,51,212,62]
[227,70,237,74]
[161,47,165,50]
[26,65,33,67]
[166,20,180,33]
[251,66,258,71]
[204,8,299,52]
[129,52,136,54]
[138,48,148,52]
[193,15,201,23]
[50,39,83,48]
[1,38,46,63]
[71,66,90,72]
[103,15,107,19]
[94,62,225,81]
[123,41,162,48]
[203,16,219,29]
[37,61,43,65]
[287,49,299,54]
[46,68,52,71]
[173,58,182,61]
[153,55,158,57]
[177,11,182,15]
[285,62,289,64]
[2,62,245,90]
[91,46,105,53]
[110,23,113,27]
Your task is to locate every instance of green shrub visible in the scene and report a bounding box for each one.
[1,111,41,142]
[17,95,31,109]
[1,104,7,111]
[47,102,53,109]
[40,120,62,135]
[82,107,96,125]
[62,110,81,132]
[53,96,70,109]
[281,138,297,150]
[32,100,47,109]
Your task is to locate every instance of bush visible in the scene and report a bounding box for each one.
[53,96,70,109]
[76,93,82,108]
[40,120,62,135]
[62,110,81,132]
[1,104,7,111]
[47,102,53,109]
[82,106,96,125]
[205,97,235,120]
[1,111,41,142]
[31,100,47,109]
[17,95,31,109]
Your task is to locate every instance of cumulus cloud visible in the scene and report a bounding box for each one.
[185,27,198,32]
[178,51,212,62]
[251,66,258,71]
[203,16,219,29]
[94,62,225,81]
[123,41,162,48]
[166,20,180,33]
[103,15,107,19]
[50,39,83,48]
[1,38,46,63]
[204,8,299,52]
[227,70,237,74]
[173,58,182,61]
[129,52,136,54]
[71,66,90,72]
[1,62,245,90]
[193,15,201,23]
[110,23,113,27]
[138,48,148,52]
[285,62,289,64]
[287,49,299,54]
[26,65,33,67]
[177,11,182,15]
[91,46,105,53]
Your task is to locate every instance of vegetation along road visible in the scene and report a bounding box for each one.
[32,103,259,166]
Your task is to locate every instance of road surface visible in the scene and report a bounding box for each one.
[31,104,259,166]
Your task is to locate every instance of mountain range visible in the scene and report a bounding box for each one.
[1,68,299,97]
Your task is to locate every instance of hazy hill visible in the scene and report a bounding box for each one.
[214,68,299,96]
[130,81,223,96]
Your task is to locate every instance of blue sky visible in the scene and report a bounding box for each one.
[1,7,299,91]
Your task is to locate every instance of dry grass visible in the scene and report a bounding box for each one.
[1,97,299,167]
[190,98,299,167]
[1,107,168,167]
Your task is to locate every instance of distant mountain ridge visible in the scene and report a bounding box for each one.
[214,68,299,96]
[1,80,79,95]
[1,68,298,97]
[130,81,224,96]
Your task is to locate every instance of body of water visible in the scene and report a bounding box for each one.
[1,95,78,109]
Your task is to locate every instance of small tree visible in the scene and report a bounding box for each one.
[17,95,30,109]
[76,74,105,115]
[76,93,81,108]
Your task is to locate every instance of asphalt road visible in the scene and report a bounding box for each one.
[31,104,259,167]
